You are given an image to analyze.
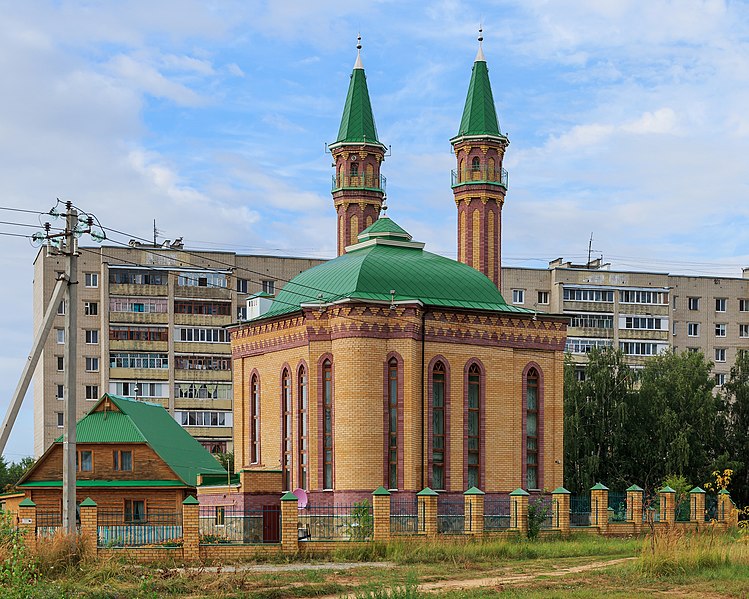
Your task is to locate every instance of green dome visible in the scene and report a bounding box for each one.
[258,218,531,320]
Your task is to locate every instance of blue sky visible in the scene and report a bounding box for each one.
[1,0,749,460]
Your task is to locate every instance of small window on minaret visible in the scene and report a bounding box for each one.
[350,162,359,177]
[471,156,480,171]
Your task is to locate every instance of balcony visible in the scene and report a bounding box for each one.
[331,173,386,193]
[451,166,508,189]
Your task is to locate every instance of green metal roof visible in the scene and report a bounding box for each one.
[257,219,531,321]
[358,216,411,241]
[454,56,503,139]
[51,394,225,487]
[333,62,382,147]
[18,480,189,488]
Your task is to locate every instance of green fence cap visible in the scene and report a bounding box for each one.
[509,488,530,496]
[372,486,391,496]
[417,487,439,496]
[464,486,485,495]
[79,497,97,507]
[626,484,644,492]
[718,489,730,495]
[19,497,35,507]
[689,486,705,494]
[551,486,570,494]
[182,495,200,505]
[660,485,676,493]
[590,482,609,491]
[280,491,299,501]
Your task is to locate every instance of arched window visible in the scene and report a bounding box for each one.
[526,368,540,490]
[387,358,398,489]
[466,364,481,488]
[298,366,308,490]
[250,374,260,464]
[471,156,481,171]
[350,162,359,177]
[281,368,292,491]
[432,361,446,490]
[322,360,333,489]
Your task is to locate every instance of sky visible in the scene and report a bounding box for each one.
[1,0,749,460]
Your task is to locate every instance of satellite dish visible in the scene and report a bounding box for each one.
[293,488,308,509]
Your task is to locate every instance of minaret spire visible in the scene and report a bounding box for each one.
[354,33,363,69]
[475,26,486,62]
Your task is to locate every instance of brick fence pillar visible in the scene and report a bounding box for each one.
[552,487,570,534]
[18,497,36,550]
[689,487,705,527]
[280,491,299,552]
[660,486,676,524]
[417,487,438,538]
[463,487,484,535]
[590,483,609,534]
[78,497,98,553]
[626,485,644,534]
[182,496,200,562]
[509,488,529,536]
[372,487,391,542]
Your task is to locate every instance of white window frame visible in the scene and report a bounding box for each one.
[715,373,726,387]
[85,357,99,372]
[84,272,99,288]
[687,322,699,337]
[715,348,727,362]
[84,301,98,316]
[85,330,99,344]
[56,329,65,344]
[512,289,525,305]
[715,323,727,337]
[740,324,749,338]
[537,291,550,305]
[715,298,727,312]
[85,385,99,400]
[56,412,64,427]
[688,297,700,311]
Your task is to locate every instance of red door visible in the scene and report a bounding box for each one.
[262,504,281,543]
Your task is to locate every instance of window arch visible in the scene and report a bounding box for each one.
[321,359,334,490]
[350,162,359,177]
[471,156,480,170]
[524,366,543,490]
[281,368,292,491]
[250,373,260,464]
[298,364,308,490]
[431,360,448,490]
[464,362,483,489]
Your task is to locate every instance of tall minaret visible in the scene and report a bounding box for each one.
[450,29,509,289]
[329,35,387,256]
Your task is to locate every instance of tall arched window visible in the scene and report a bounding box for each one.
[526,368,540,490]
[471,156,481,171]
[467,364,481,488]
[250,374,260,464]
[298,365,308,490]
[350,162,359,177]
[281,368,292,491]
[322,360,333,489]
[432,361,446,490]
[387,358,398,489]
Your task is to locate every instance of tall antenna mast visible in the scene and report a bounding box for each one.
[153,219,157,247]
[587,232,593,266]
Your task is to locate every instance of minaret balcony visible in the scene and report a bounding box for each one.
[331,174,387,193]
[451,166,508,189]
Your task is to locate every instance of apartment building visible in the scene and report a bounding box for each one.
[32,242,323,457]
[502,258,749,384]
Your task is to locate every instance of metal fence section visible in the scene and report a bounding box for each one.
[437,496,465,534]
[298,503,373,541]
[199,506,279,544]
[676,497,691,522]
[97,510,182,547]
[608,492,627,522]
[642,495,661,523]
[531,496,556,529]
[390,496,422,534]
[36,511,61,539]
[570,495,596,527]
[484,496,511,530]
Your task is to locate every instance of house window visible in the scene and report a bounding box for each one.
[56,385,64,400]
[215,506,225,526]
[56,329,65,344]
[56,412,63,428]
[512,289,525,305]
[124,500,145,523]
[262,280,276,295]
[57,300,65,315]
[85,385,99,400]
[322,359,333,489]
[56,356,64,371]
[84,273,98,288]
[282,369,292,491]
[716,298,727,312]
[715,348,727,363]
[715,323,727,337]
[526,368,540,490]
[688,297,700,310]
[687,323,700,337]
[298,366,308,490]
[715,373,726,387]
[237,306,247,320]
[741,324,749,338]
[113,450,133,471]
[466,364,481,489]
[84,302,98,316]
[250,374,260,464]
[432,361,446,491]
[85,330,99,344]
[740,299,749,312]
[77,450,93,472]
[85,357,99,372]
[537,291,550,305]
[236,278,248,294]
[387,358,398,490]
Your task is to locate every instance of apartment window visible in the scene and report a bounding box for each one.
[110,353,168,369]
[77,450,93,472]
[56,385,64,400]
[619,290,668,305]
[85,385,99,400]
[124,500,145,523]
[85,330,99,344]
[715,373,726,387]
[281,369,292,492]
[84,273,99,288]
[177,271,227,288]
[466,364,481,489]
[715,323,727,337]
[624,317,663,330]
[177,327,227,343]
[715,348,727,363]
[174,300,231,316]
[740,324,749,338]
[687,323,700,337]
[740,299,749,312]
[688,347,699,354]
[620,341,661,356]
[672,322,678,336]
[110,297,168,314]
[512,289,525,305]
[432,361,446,491]
[109,270,166,285]
[56,412,63,427]
[57,300,65,315]
[565,338,613,354]
[563,288,614,302]
[110,326,168,342]
[525,368,540,490]
[174,355,230,371]
[716,298,727,312]
[569,314,614,329]
[174,382,230,399]
[84,302,98,316]
[262,280,276,295]
[688,297,700,310]
[237,306,247,320]
[113,450,133,471]
[322,359,333,489]
[176,411,232,427]
[298,366,308,490]
[85,357,99,372]
[56,329,65,344]
[673,295,678,309]
[537,291,550,305]
[250,374,260,464]
[56,356,64,371]
[236,278,248,294]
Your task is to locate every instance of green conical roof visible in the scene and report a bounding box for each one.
[333,55,382,147]
[455,52,502,139]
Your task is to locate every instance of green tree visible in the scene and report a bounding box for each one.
[0,457,35,493]
[721,350,749,506]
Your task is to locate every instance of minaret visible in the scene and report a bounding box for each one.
[450,29,509,289]
[329,35,387,256]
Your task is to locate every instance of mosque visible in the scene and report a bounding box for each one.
[226,35,567,504]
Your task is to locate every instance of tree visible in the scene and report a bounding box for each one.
[0,456,36,492]
[721,350,749,506]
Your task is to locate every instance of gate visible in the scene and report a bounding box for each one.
[262,505,281,543]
